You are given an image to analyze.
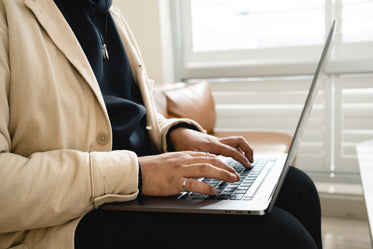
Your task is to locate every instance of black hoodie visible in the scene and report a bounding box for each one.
[54,0,156,156]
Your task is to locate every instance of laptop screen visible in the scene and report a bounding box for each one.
[268,20,336,213]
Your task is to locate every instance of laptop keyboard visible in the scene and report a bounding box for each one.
[180,157,275,201]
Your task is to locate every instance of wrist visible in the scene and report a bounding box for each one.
[166,123,199,151]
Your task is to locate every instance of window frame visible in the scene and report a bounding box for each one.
[172,0,373,81]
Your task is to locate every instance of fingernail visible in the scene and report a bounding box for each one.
[230,174,237,182]
[236,173,241,181]
[245,160,253,168]
[210,186,216,195]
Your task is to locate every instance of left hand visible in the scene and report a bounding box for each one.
[169,128,254,168]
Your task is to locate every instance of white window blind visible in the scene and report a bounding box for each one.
[335,75,373,174]
[206,75,373,176]
[209,77,330,173]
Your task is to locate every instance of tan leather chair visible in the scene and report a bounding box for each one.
[153,81,292,155]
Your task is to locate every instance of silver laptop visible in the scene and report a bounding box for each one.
[103,20,336,215]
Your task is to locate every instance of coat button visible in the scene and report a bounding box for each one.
[97,132,109,145]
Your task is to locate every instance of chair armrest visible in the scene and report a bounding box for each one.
[211,131,292,155]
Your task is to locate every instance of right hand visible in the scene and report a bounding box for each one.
[138,151,240,196]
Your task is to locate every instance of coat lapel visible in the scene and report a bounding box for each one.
[24,0,107,110]
[24,1,163,151]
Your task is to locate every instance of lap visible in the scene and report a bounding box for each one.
[76,209,317,249]
[75,167,321,249]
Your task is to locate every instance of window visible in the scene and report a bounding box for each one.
[174,0,373,79]
[342,0,373,43]
[172,0,373,179]
[190,0,325,52]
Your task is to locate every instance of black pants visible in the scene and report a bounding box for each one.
[75,167,322,249]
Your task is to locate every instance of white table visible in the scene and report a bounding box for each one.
[357,140,373,241]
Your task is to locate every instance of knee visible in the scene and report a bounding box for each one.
[278,167,322,216]
[288,167,320,198]
[262,208,319,249]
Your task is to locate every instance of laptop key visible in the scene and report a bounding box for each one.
[217,194,232,200]
[192,193,208,200]
[230,194,244,200]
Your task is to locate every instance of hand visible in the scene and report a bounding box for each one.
[138,151,240,196]
[169,128,254,168]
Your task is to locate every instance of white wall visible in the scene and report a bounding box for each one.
[114,0,174,83]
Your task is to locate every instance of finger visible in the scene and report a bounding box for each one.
[185,151,215,157]
[212,142,252,169]
[198,154,233,169]
[182,163,239,183]
[201,156,240,179]
[181,151,218,160]
[217,137,254,166]
[180,154,239,178]
[183,178,216,195]
[220,136,254,163]
[170,151,238,178]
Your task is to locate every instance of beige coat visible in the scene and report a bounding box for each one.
[0,0,202,248]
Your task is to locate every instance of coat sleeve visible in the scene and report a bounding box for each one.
[0,21,139,234]
[0,149,139,233]
[156,113,206,152]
